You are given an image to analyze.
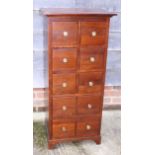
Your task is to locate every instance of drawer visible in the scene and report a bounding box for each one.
[53,97,76,118]
[52,22,78,46]
[80,47,104,70]
[52,73,76,95]
[80,22,106,45]
[53,122,75,138]
[52,48,77,71]
[76,116,100,137]
[78,72,103,94]
[77,95,102,114]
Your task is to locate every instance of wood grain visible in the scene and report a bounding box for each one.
[42,8,116,149]
[80,46,105,70]
[52,48,77,71]
[52,22,78,47]
[80,22,107,45]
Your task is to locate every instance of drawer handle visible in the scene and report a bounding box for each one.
[86,124,91,130]
[88,81,94,87]
[91,31,96,37]
[90,57,95,63]
[62,105,67,111]
[62,58,68,63]
[63,31,68,37]
[62,82,67,88]
[87,104,92,109]
[61,126,67,132]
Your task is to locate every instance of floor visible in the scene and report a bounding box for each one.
[33,110,121,155]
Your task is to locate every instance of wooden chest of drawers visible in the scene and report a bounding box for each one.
[43,8,116,149]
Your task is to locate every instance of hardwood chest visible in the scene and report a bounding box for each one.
[42,8,116,149]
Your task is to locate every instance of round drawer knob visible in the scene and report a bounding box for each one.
[88,81,94,87]
[61,126,67,132]
[91,31,96,37]
[62,82,67,88]
[62,105,67,111]
[62,58,68,63]
[87,104,92,109]
[86,125,91,130]
[63,31,68,37]
[90,57,95,62]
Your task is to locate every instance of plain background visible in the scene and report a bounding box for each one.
[0,0,155,155]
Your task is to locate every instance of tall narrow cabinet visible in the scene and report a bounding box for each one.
[42,8,116,149]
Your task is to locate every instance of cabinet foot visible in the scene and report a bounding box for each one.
[94,136,101,145]
[48,136,101,149]
[48,142,57,149]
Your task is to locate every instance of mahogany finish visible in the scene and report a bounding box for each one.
[80,22,106,45]
[52,97,76,118]
[52,73,76,95]
[77,95,102,114]
[43,8,116,149]
[78,72,103,94]
[80,47,104,70]
[52,22,78,47]
[52,48,77,71]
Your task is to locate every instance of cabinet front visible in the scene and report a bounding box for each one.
[52,48,77,71]
[45,11,115,149]
[52,22,78,47]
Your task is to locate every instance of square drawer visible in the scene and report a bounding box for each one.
[80,22,106,45]
[77,95,102,115]
[76,116,100,137]
[78,72,103,94]
[52,73,76,95]
[53,122,75,138]
[52,48,77,71]
[80,47,104,70]
[52,22,78,46]
[52,97,76,118]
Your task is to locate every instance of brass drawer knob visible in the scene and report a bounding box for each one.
[87,104,92,109]
[88,81,94,87]
[61,126,67,132]
[91,31,96,37]
[62,58,68,63]
[63,31,68,37]
[62,82,67,88]
[90,57,95,62]
[86,124,91,130]
[62,105,67,111]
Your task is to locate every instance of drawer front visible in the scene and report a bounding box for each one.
[52,74,76,95]
[53,122,75,138]
[52,22,78,46]
[77,116,100,137]
[80,47,104,70]
[80,22,106,45]
[53,48,77,71]
[53,97,76,118]
[77,95,102,114]
[78,72,103,94]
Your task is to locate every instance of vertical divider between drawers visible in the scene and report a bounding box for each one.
[75,19,81,136]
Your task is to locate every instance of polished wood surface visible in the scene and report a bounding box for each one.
[42,8,116,16]
[77,95,102,114]
[52,122,75,138]
[52,48,77,71]
[43,8,116,149]
[52,97,76,118]
[80,47,105,70]
[52,22,78,46]
[80,22,106,45]
[78,72,103,94]
[52,73,76,95]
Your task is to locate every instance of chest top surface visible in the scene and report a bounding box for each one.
[42,8,116,17]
